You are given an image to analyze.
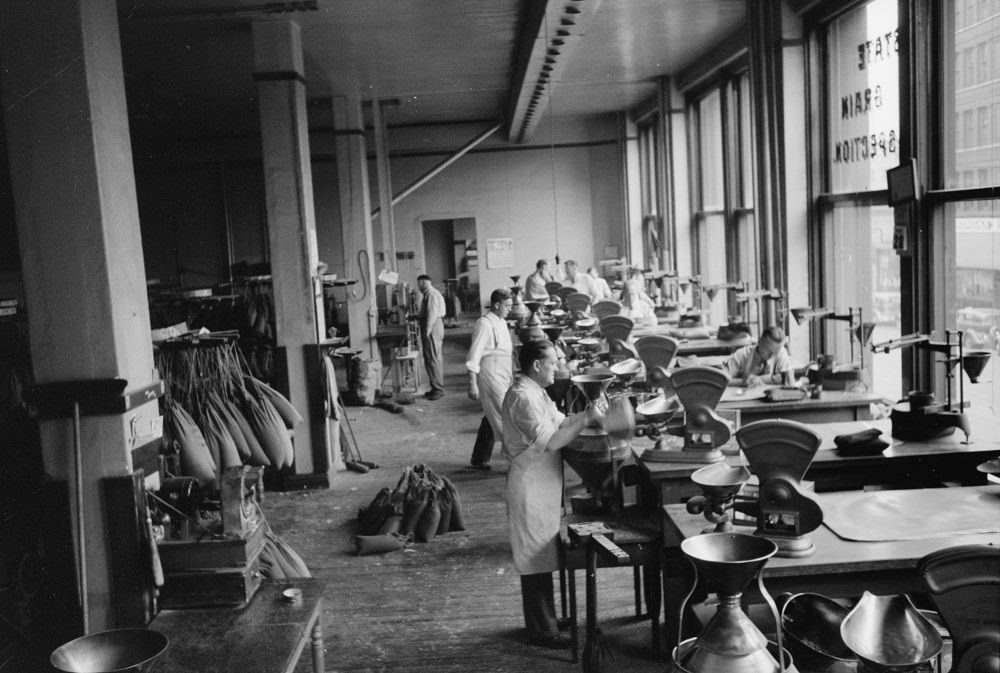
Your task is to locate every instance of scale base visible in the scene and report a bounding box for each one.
[759,533,815,558]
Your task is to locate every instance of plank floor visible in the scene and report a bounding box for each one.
[265,325,673,672]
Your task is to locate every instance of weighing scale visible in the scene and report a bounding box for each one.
[685,462,751,533]
[736,419,824,557]
[662,366,733,463]
[871,330,992,443]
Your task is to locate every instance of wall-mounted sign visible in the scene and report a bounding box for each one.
[485,237,514,269]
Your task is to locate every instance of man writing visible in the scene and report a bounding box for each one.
[724,325,793,387]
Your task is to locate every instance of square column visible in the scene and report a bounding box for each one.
[1,0,158,633]
[333,93,379,361]
[253,20,328,478]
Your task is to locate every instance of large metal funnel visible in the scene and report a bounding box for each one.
[840,592,943,672]
[51,629,168,673]
[681,532,777,597]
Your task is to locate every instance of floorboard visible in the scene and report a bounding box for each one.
[265,324,673,672]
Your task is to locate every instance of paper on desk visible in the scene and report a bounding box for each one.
[822,487,1000,542]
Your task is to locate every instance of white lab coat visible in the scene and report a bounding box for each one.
[502,375,565,575]
[465,311,513,436]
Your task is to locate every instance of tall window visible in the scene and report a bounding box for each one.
[938,0,999,428]
[687,71,758,328]
[637,118,665,273]
[820,0,901,396]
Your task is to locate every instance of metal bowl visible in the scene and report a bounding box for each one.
[636,394,680,424]
[780,593,857,673]
[610,358,642,378]
[575,317,598,330]
[576,337,602,351]
[51,629,168,673]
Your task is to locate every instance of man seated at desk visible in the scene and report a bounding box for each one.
[724,325,793,386]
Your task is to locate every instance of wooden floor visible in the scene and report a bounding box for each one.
[266,325,672,673]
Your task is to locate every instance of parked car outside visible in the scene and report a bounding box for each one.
[956,307,1000,352]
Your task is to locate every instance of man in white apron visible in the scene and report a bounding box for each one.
[466,288,514,470]
[501,340,602,649]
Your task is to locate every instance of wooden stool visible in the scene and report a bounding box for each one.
[392,349,420,394]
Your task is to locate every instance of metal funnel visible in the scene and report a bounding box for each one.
[681,532,777,597]
[51,629,168,673]
[962,350,992,383]
[570,373,616,403]
[840,592,943,672]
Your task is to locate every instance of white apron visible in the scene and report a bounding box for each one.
[478,354,513,436]
[502,376,565,575]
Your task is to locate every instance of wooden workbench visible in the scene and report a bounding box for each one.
[718,389,884,424]
[150,578,326,673]
[633,419,1000,504]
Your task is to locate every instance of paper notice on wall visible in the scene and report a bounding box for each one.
[485,237,514,269]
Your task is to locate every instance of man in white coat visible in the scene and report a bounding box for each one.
[501,339,603,649]
[466,288,514,470]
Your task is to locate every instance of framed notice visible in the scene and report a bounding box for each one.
[485,237,514,269]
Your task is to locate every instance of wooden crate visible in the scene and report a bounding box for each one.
[156,519,265,571]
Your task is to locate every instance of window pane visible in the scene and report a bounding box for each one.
[739,74,755,208]
[942,0,1000,188]
[944,199,999,433]
[698,90,724,210]
[696,212,728,326]
[826,0,900,192]
[823,203,901,398]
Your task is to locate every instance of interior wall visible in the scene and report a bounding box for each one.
[129,116,624,312]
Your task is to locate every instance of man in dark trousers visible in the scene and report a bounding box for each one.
[414,274,446,399]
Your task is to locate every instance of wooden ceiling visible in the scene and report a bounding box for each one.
[117,0,745,143]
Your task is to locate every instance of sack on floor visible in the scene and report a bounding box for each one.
[357,486,404,536]
[414,489,441,543]
[355,533,412,556]
[350,357,381,406]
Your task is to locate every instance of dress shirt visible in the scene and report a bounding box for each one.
[419,285,446,329]
[465,311,513,374]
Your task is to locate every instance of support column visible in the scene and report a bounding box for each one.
[252,20,327,478]
[1,0,158,633]
[332,93,379,361]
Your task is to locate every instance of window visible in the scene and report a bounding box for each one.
[686,70,759,328]
[937,0,999,429]
[820,0,901,398]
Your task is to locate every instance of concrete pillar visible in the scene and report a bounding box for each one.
[252,20,327,478]
[0,0,158,632]
[332,93,379,361]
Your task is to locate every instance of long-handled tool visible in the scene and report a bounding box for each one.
[338,397,378,471]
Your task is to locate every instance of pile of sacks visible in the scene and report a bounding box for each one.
[354,463,465,555]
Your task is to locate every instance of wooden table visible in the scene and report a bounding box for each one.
[558,511,662,666]
[659,486,1000,649]
[150,578,326,673]
[633,419,1000,504]
[718,390,884,424]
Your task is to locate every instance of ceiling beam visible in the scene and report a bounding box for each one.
[504,0,602,144]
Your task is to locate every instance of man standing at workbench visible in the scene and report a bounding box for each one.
[413,274,446,399]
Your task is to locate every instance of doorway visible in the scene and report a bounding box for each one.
[421,217,479,316]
